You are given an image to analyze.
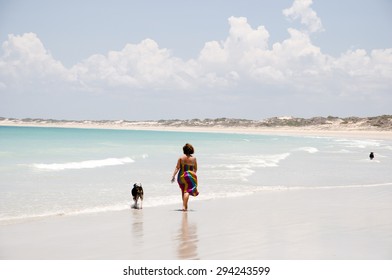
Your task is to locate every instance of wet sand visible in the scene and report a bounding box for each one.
[1,184,391,260]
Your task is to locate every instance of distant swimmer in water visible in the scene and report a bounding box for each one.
[369,152,375,160]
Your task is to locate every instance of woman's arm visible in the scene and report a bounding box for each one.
[194,158,197,173]
[171,158,181,183]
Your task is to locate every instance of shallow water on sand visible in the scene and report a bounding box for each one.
[1,126,391,224]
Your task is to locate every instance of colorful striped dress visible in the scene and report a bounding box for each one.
[177,163,199,196]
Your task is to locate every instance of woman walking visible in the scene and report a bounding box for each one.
[171,143,199,211]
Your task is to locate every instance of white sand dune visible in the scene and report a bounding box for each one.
[1,117,392,140]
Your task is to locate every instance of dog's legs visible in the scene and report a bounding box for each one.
[133,198,137,209]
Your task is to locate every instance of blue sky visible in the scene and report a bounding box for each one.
[0,0,391,120]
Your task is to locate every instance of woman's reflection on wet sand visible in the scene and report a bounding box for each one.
[176,211,199,259]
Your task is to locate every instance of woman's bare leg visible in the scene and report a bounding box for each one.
[183,192,190,211]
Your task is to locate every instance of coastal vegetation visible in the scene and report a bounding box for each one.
[1,115,392,130]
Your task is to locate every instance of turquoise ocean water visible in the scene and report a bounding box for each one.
[1,126,392,224]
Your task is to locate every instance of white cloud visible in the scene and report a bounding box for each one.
[0,33,71,90]
[196,16,270,87]
[332,48,392,95]
[199,16,269,66]
[199,41,228,65]
[197,21,329,88]
[283,0,324,33]
[0,0,391,117]
[1,22,390,97]
[334,48,392,80]
[71,38,194,91]
[226,16,270,51]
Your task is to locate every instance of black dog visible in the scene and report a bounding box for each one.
[131,183,144,209]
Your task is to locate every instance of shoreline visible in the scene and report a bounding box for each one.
[1,120,392,140]
[1,185,391,259]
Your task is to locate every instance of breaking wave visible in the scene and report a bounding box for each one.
[2,181,392,225]
[295,147,319,153]
[32,157,135,171]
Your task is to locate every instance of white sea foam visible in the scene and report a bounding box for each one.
[0,197,180,225]
[328,149,353,154]
[2,181,392,225]
[204,153,290,182]
[295,147,319,153]
[0,191,266,224]
[206,153,290,170]
[255,182,392,192]
[334,139,381,149]
[32,157,135,171]
[228,153,291,168]
[0,205,130,225]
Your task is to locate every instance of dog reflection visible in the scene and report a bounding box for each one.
[176,211,199,259]
[132,209,144,242]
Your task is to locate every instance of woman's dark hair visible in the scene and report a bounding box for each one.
[183,143,194,155]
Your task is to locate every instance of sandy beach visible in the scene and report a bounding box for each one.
[1,184,391,260]
[1,118,392,140]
